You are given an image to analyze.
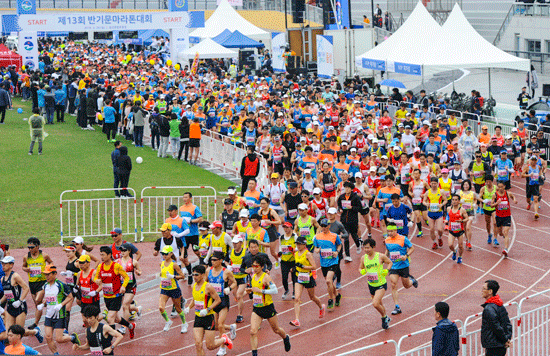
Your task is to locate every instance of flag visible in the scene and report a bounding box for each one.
[191,53,199,75]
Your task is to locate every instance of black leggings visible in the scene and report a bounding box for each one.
[280,260,296,293]
[178,139,189,161]
[342,221,360,256]
[104,122,116,140]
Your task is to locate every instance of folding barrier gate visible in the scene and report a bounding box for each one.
[59,188,138,244]
[140,186,217,241]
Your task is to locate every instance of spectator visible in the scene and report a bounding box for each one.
[44,86,55,124]
[149,107,161,151]
[0,85,9,124]
[168,112,181,159]
[481,280,513,356]
[111,140,122,197]
[177,116,190,162]
[132,101,146,148]
[432,301,460,356]
[363,15,370,25]
[526,64,538,98]
[157,111,171,159]
[116,146,133,197]
[28,107,45,156]
[102,99,117,142]
[189,116,202,165]
[67,78,78,115]
[54,85,66,123]
[240,145,261,196]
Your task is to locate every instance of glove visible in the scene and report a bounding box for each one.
[88,290,97,297]
[59,271,69,276]
[407,221,413,228]
[360,269,366,275]
[277,251,283,257]
[199,309,208,317]
[170,231,177,237]
[11,300,21,308]
[203,257,209,265]
[483,199,492,204]
[72,287,79,294]
[386,218,394,223]
[166,273,174,279]
[183,217,192,223]
[295,263,303,268]
[54,304,63,312]
[382,269,389,277]
[37,304,44,311]
[0,306,4,314]
[183,307,190,314]
[224,287,231,295]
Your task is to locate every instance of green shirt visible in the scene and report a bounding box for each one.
[169,119,181,138]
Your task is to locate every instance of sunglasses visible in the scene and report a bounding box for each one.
[119,249,128,252]
[192,273,200,276]
[251,264,261,267]
[210,258,220,262]
[27,246,37,249]
[160,252,168,256]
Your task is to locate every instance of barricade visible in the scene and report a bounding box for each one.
[397,320,463,356]
[59,188,138,244]
[336,339,398,356]
[516,289,550,355]
[140,186,217,241]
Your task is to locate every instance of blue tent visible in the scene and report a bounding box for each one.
[211,29,233,45]
[138,29,170,46]
[217,30,264,49]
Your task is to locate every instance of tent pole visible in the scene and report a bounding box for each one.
[452,70,455,92]
[421,65,424,87]
[488,68,492,99]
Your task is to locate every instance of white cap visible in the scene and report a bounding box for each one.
[327,207,338,214]
[312,187,322,195]
[506,135,512,139]
[367,134,375,140]
[298,203,308,210]
[1,256,14,264]
[72,236,84,244]
[423,120,429,125]
[511,128,518,132]
[227,188,236,195]
[355,172,363,178]
[313,121,320,126]
[372,138,379,144]
[239,209,249,218]
[414,147,421,152]
[304,169,312,174]
[300,137,307,142]
[232,235,244,243]
[381,155,389,159]
[350,148,357,152]
[393,146,400,151]
[370,167,377,172]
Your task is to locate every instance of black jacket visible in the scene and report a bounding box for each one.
[432,318,460,356]
[158,115,171,137]
[240,251,272,274]
[116,146,132,175]
[337,191,362,224]
[179,122,190,139]
[480,298,513,349]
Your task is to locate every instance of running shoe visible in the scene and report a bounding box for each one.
[181,323,188,334]
[328,299,334,309]
[217,346,227,356]
[410,276,418,288]
[502,249,508,258]
[292,292,295,300]
[129,322,135,339]
[487,234,493,244]
[527,203,531,210]
[129,310,137,320]
[171,306,178,317]
[335,282,342,290]
[63,329,69,335]
[163,320,173,332]
[432,242,438,250]
[236,315,244,323]
[368,233,372,238]
[230,323,237,340]
[319,304,326,318]
[417,231,423,237]
[391,306,402,315]
[34,326,43,343]
[27,323,37,330]
[221,334,233,350]
[102,309,108,319]
[535,213,539,220]
[356,246,362,254]
[466,242,472,251]
[452,251,457,260]
[137,305,142,319]
[289,319,301,327]
[438,238,443,247]
[282,291,289,300]
[117,327,126,335]
[335,293,342,307]
[71,332,81,346]
[381,316,391,330]
[457,257,463,264]
[344,256,353,262]
[284,335,291,352]
[493,238,500,247]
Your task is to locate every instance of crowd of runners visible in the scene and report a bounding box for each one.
[1,38,547,355]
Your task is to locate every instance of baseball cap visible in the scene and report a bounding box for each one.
[441,168,449,173]
[232,235,244,243]
[355,172,363,179]
[506,135,512,140]
[227,186,237,195]
[370,167,377,172]
[159,223,172,231]
[209,221,223,229]
[319,218,330,227]
[466,126,473,132]
[500,150,508,154]
[224,198,233,205]
[372,138,379,144]
[304,169,312,174]
[422,120,429,125]
[161,245,174,254]
[482,125,488,130]
[72,236,84,244]
[295,236,307,245]
[414,147,421,152]
[239,209,249,218]
[1,256,14,264]
[312,187,322,195]
[350,148,357,152]
[78,255,91,263]
[512,128,518,132]
[271,173,280,179]
[530,155,538,160]
[167,204,178,211]
[64,245,76,252]
[110,228,122,235]
[327,207,338,215]
[447,145,454,150]
[298,203,308,210]
[44,265,57,274]
[283,221,293,228]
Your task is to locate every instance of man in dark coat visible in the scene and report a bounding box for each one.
[116,146,133,197]
[432,301,459,356]
[481,280,513,356]
[0,86,9,124]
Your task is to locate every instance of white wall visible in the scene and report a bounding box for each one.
[499,16,550,53]
[325,28,373,79]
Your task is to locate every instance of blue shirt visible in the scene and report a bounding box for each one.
[0,316,5,354]
[385,235,412,270]
[423,141,441,156]
[54,89,66,105]
[495,158,513,182]
[179,204,203,236]
[103,106,116,124]
[386,204,412,236]
[313,232,341,267]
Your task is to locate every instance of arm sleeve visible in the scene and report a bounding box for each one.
[154,239,161,251]
[173,228,190,238]
[263,282,278,295]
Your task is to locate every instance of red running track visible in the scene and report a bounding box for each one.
[11,180,550,355]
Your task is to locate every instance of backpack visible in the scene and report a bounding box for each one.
[30,115,42,129]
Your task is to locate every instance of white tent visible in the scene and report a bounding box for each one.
[190,0,269,39]
[435,4,530,72]
[178,38,238,62]
[355,1,442,76]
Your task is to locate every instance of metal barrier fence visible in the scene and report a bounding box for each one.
[337,290,550,356]
[198,130,270,192]
[59,188,138,244]
[140,186,217,241]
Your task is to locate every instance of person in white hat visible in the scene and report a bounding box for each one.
[71,236,98,264]
[301,169,316,193]
[228,234,248,324]
[293,203,320,251]
[354,172,373,238]
[311,187,328,220]
[232,209,251,237]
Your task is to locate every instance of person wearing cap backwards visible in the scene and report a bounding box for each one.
[337,181,363,257]
[94,246,134,338]
[314,218,342,310]
[494,149,514,190]
[220,198,240,234]
[290,235,326,328]
[294,202,320,252]
[157,245,188,334]
[38,265,82,354]
[1,256,43,344]
[22,237,53,331]
[75,254,101,323]
[384,222,418,316]
[205,250,237,356]
[184,264,234,356]
[522,154,543,220]
[228,234,248,323]
[359,238,393,330]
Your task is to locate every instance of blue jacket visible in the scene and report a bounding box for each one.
[0,88,9,107]
[111,148,120,173]
[55,89,66,105]
[432,318,460,356]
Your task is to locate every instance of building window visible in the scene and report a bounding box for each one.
[526,39,541,54]
[546,40,550,54]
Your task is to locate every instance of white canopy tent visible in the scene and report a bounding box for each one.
[178,38,238,62]
[190,0,270,42]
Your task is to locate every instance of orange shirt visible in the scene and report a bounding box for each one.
[478,133,491,145]
[189,122,202,139]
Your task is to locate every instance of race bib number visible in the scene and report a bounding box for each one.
[274,154,282,164]
[64,272,74,285]
[161,278,172,288]
[342,200,351,209]
[473,171,483,178]
[213,246,223,253]
[532,173,539,181]
[272,197,280,204]
[45,295,57,306]
[4,289,14,300]
[90,346,104,355]
[320,248,333,258]
[394,220,404,229]
[246,200,255,207]
[231,264,241,274]
[211,283,222,295]
[297,272,310,284]
[199,248,208,258]
[102,283,114,295]
[450,222,461,231]
[498,169,507,178]
[300,227,310,237]
[389,251,400,262]
[361,200,368,209]
[462,203,472,210]
[498,201,509,210]
[195,301,205,312]
[246,136,255,144]
[288,209,298,218]
[412,198,422,205]
[253,294,263,307]
[81,287,91,297]
[30,266,42,278]
[429,203,440,212]
[366,272,379,282]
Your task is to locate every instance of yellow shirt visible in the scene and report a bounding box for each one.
[160,261,177,290]
[294,249,312,284]
[192,281,214,317]
[26,252,46,283]
[229,248,247,279]
[251,272,272,307]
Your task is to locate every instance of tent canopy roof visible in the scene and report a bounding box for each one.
[179,38,238,59]
[0,43,21,59]
[211,29,233,44]
[189,0,269,39]
[215,30,265,48]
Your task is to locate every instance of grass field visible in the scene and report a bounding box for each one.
[0,98,232,248]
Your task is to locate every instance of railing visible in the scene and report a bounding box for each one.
[494,3,550,46]
[503,50,550,75]
[337,290,550,356]
[493,3,514,46]
[374,26,393,45]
